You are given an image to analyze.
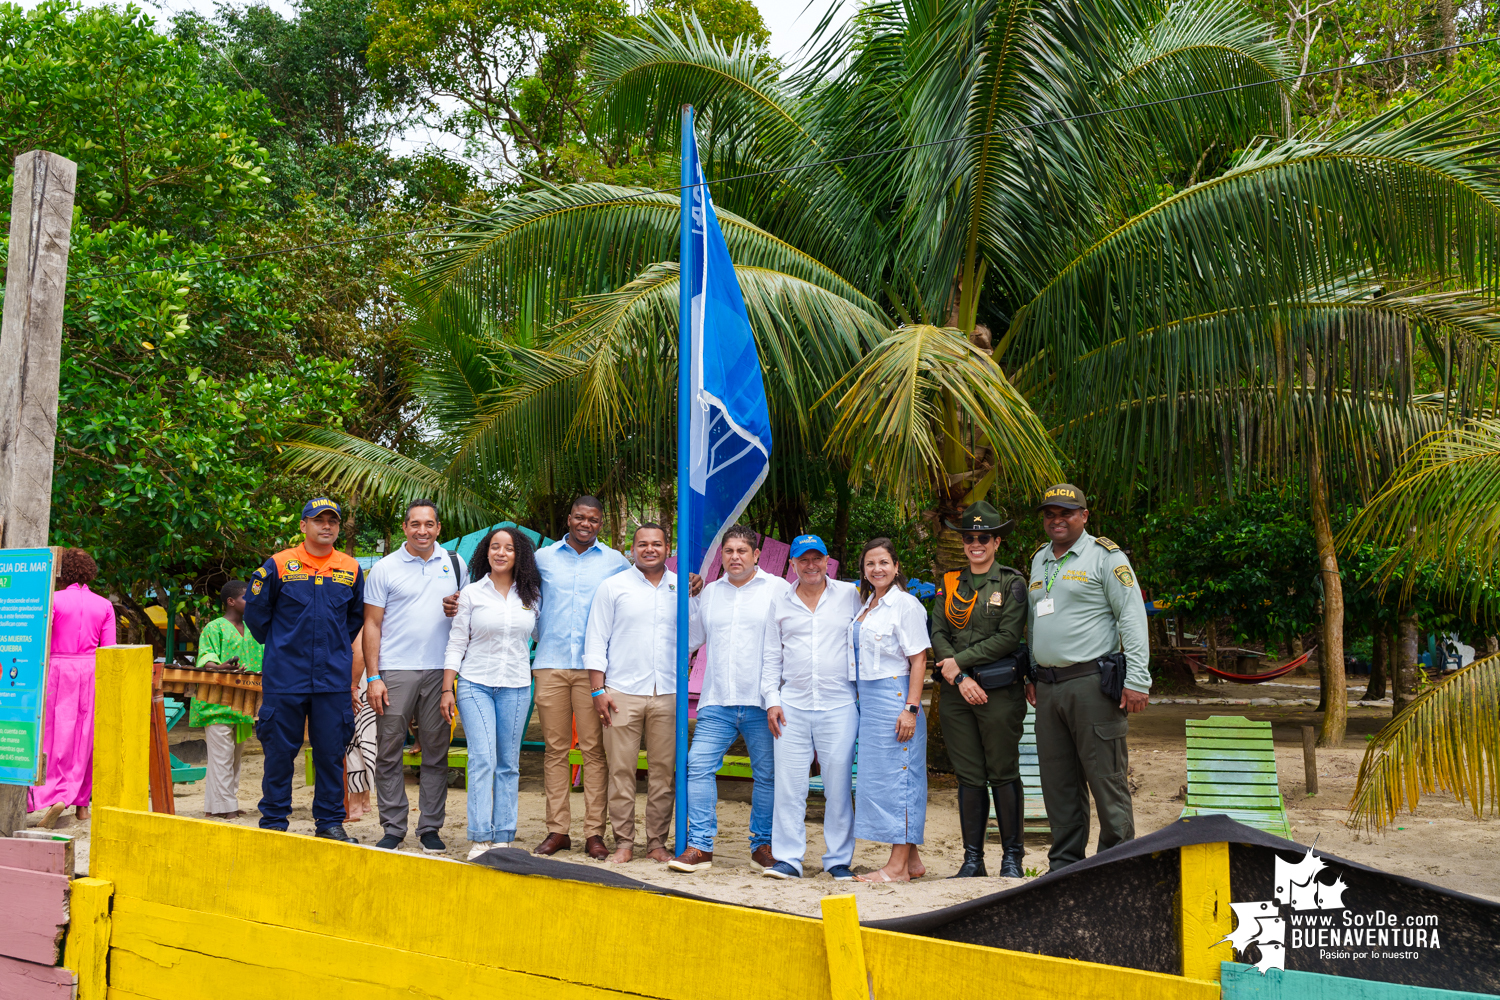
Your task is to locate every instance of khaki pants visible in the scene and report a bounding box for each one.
[601,690,675,852]
[533,669,607,838]
[203,723,243,815]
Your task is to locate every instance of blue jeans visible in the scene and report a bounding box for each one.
[687,704,775,853]
[456,679,530,843]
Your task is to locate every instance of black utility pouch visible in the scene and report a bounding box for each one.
[973,644,1031,689]
[1098,651,1127,701]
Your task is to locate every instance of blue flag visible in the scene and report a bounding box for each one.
[681,126,773,576]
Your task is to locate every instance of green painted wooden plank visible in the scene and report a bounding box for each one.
[1182,806,1289,828]
[1221,961,1497,999]
[1192,782,1281,797]
[1186,751,1277,767]
[1191,769,1279,782]
[1187,716,1271,728]
[1187,738,1277,751]
[1190,795,1284,809]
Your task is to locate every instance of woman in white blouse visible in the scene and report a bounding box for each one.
[441,527,541,860]
[849,537,932,882]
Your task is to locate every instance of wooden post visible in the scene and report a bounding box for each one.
[820,894,871,1000]
[1178,841,1233,981]
[0,150,77,836]
[1301,725,1318,796]
[62,876,113,1000]
[92,646,153,815]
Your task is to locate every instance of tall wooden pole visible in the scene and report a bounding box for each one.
[0,151,78,836]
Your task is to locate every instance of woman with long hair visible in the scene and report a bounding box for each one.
[31,549,116,827]
[442,526,542,859]
[848,538,931,882]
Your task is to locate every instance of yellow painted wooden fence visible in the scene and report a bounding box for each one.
[71,645,1226,1000]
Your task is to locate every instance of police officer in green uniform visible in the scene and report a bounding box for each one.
[1025,484,1150,872]
[931,501,1029,878]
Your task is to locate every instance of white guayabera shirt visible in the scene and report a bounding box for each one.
[689,568,789,709]
[583,565,680,696]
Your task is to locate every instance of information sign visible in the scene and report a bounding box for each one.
[0,547,56,785]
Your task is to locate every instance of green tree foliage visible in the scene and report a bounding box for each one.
[1142,492,1321,646]
[0,2,354,605]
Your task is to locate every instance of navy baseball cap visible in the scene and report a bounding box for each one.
[301,497,342,520]
[790,534,827,557]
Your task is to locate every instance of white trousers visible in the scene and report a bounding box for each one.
[771,702,858,875]
[203,723,243,814]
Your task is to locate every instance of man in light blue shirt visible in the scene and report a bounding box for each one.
[531,495,628,858]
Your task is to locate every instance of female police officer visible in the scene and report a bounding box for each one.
[931,501,1029,878]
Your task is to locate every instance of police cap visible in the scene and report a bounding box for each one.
[1036,483,1086,511]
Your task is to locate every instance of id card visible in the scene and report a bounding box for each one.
[1036,598,1055,616]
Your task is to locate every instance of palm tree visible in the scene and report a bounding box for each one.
[291,1,1500,745]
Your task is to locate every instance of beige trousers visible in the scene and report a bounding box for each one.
[601,689,676,852]
[532,669,607,838]
[203,723,243,815]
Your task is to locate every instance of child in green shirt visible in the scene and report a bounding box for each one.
[193,580,263,818]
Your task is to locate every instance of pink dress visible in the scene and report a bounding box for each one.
[27,583,117,810]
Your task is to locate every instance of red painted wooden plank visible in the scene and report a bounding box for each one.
[0,865,69,964]
[0,954,75,1000]
[0,838,71,875]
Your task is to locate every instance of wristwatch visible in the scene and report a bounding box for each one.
[954,672,969,685]
[903,704,919,715]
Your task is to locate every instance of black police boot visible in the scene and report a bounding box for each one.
[948,785,989,878]
[993,779,1026,878]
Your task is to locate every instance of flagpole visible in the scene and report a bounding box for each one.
[674,103,694,857]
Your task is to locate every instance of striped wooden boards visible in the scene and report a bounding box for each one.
[0,835,76,999]
[1179,716,1291,838]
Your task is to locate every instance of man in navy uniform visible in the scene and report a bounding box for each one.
[245,497,366,842]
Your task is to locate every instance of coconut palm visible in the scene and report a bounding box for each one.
[1340,420,1500,829]
[290,0,1500,742]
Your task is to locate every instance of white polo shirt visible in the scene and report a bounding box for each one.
[363,542,468,670]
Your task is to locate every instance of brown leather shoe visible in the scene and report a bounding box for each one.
[668,847,713,872]
[533,832,572,856]
[751,844,776,870]
[584,835,609,860]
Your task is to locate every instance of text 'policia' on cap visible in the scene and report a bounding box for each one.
[1036,484,1086,510]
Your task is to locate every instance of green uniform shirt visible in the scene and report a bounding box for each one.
[930,563,1028,670]
[188,616,264,732]
[1026,530,1151,693]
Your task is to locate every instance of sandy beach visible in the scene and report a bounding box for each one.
[33,673,1500,921]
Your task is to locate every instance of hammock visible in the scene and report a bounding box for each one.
[1181,647,1316,684]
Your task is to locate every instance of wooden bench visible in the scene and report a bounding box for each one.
[1179,715,1290,838]
[990,703,1049,836]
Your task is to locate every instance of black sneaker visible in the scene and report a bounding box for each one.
[316,825,358,843]
[419,832,446,854]
[375,834,402,850]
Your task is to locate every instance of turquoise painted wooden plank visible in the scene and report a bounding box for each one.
[1190,794,1284,809]
[1219,961,1496,999]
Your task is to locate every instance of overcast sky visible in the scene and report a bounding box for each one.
[118,0,855,164]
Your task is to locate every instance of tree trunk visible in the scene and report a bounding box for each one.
[1395,610,1420,714]
[1205,619,1219,674]
[1486,634,1497,657]
[345,492,359,555]
[830,466,852,569]
[1365,627,1388,701]
[1174,613,1185,647]
[1309,452,1347,746]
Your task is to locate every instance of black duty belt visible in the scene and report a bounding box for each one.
[1033,660,1099,684]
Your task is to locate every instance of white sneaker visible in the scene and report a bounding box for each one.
[466,842,494,860]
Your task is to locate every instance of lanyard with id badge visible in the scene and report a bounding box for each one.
[1036,553,1072,617]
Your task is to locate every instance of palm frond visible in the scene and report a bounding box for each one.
[1340,419,1500,609]
[1348,653,1500,832]
[277,426,504,532]
[822,323,1062,500]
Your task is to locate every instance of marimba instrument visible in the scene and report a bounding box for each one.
[159,665,263,717]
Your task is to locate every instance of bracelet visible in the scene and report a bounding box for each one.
[590,688,606,697]
[367,674,382,682]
